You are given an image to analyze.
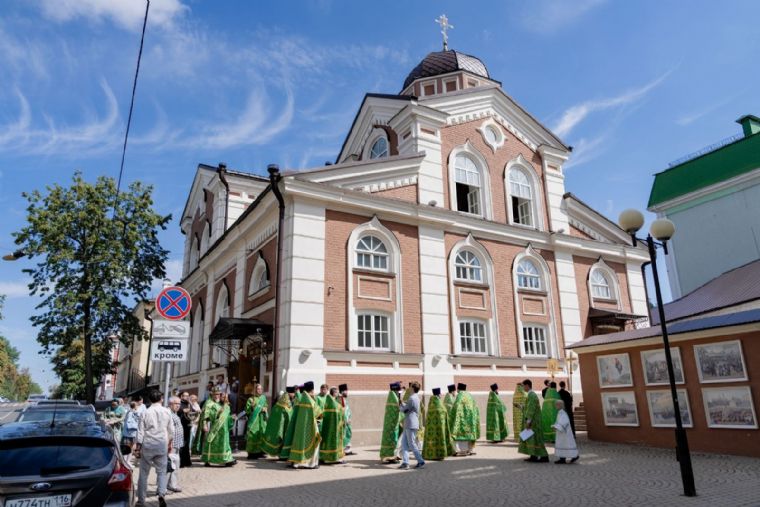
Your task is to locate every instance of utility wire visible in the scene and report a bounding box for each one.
[115,0,150,199]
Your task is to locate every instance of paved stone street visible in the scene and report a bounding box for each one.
[137,435,760,506]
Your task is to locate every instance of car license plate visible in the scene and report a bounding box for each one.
[5,494,72,507]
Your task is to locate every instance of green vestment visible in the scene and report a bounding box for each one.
[279,394,301,459]
[262,393,292,457]
[245,394,268,454]
[422,396,455,460]
[201,401,234,464]
[380,390,402,461]
[449,391,480,442]
[517,390,548,457]
[444,392,455,416]
[512,384,526,442]
[287,392,322,465]
[486,391,508,442]
[541,388,560,443]
[319,395,345,463]
[342,398,352,448]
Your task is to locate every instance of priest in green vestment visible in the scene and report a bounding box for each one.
[512,383,526,442]
[444,384,456,416]
[423,388,455,460]
[279,386,300,460]
[319,390,345,464]
[449,383,480,456]
[541,381,560,443]
[262,386,295,457]
[517,379,549,462]
[380,382,403,463]
[486,383,508,443]
[288,381,322,469]
[245,383,268,459]
[200,389,237,467]
[338,384,354,455]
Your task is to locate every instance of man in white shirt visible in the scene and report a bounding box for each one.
[135,390,174,507]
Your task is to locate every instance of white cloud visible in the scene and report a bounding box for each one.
[675,94,738,126]
[0,281,30,298]
[553,70,673,138]
[521,0,606,34]
[37,0,188,32]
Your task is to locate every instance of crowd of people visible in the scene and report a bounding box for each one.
[100,376,578,503]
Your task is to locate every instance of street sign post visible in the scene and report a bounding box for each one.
[156,286,192,321]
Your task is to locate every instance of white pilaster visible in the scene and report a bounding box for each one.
[626,261,650,325]
[538,146,570,233]
[416,132,445,207]
[233,254,246,318]
[418,225,454,389]
[554,250,583,394]
[278,199,327,389]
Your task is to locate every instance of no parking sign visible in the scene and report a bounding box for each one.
[156,286,192,321]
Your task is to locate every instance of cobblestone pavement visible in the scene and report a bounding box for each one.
[136,435,760,507]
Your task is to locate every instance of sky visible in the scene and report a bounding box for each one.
[1,0,758,393]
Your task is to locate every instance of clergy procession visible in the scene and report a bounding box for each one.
[177,377,580,474]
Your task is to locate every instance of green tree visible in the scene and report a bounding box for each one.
[0,296,42,400]
[13,172,170,403]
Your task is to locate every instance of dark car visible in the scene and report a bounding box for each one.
[17,404,98,424]
[36,400,81,406]
[0,420,134,507]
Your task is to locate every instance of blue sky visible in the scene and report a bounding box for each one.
[1,0,758,393]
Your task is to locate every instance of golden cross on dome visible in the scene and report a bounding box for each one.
[435,14,454,50]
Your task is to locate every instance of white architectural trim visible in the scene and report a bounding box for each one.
[200,221,210,255]
[447,141,494,220]
[362,176,418,193]
[362,128,389,161]
[448,234,500,356]
[347,216,403,352]
[505,153,546,231]
[477,118,505,152]
[512,245,560,359]
[625,261,650,324]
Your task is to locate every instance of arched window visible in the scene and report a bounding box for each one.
[369,137,388,159]
[590,269,612,299]
[508,167,534,226]
[200,222,210,255]
[454,154,482,215]
[455,250,482,282]
[189,236,199,270]
[215,284,229,325]
[248,255,270,297]
[356,235,388,270]
[516,259,541,290]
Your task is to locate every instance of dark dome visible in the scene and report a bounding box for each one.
[403,50,489,90]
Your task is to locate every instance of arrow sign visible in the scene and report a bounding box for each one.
[156,286,192,321]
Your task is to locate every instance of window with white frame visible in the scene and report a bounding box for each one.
[522,325,548,357]
[356,235,389,270]
[455,250,482,282]
[248,256,270,297]
[459,320,487,354]
[516,259,542,290]
[369,137,388,159]
[454,154,482,215]
[590,269,613,299]
[509,168,534,226]
[357,313,390,350]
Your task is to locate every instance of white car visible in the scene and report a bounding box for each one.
[0,397,9,403]
[25,394,47,405]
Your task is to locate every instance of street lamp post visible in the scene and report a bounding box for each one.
[618,209,697,497]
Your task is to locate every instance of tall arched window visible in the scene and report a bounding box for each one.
[200,222,210,255]
[590,269,612,299]
[248,255,270,297]
[356,235,388,271]
[215,284,229,325]
[455,250,482,282]
[508,167,534,226]
[516,259,541,289]
[369,137,388,159]
[454,154,483,215]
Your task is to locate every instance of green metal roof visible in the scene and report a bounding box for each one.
[648,131,760,208]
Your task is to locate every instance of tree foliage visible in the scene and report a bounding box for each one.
[0,296,42,400]
[13,172,170,402]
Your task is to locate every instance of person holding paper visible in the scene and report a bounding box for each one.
[517,379,549,463]
[552,399,579,464]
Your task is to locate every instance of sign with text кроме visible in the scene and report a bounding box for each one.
[150,338,188,362]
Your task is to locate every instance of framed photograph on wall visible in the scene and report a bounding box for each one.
[646,389,693,428]
[597,353,633,388]
[602,391,639,427]
[641,347,685,386]
[702,386,758,429]
[694,340,748,383]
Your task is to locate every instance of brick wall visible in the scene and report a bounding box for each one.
[373,184,418,203]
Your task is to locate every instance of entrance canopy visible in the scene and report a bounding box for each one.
[209,318,274,359]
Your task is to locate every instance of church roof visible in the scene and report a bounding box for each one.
[403,50,489,90]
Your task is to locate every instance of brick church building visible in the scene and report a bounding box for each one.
[165,46,650,442]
